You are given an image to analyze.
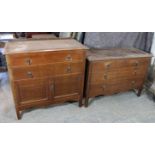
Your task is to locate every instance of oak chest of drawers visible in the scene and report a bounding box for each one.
[4,39,88,119]
[84,48,152,107]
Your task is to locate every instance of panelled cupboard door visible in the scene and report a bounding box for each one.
[14,78,51,106]
[53,74,82,102]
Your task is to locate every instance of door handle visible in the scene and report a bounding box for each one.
[66,65,72,73]
[50,83,54,91]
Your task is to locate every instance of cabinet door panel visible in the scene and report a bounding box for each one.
[53,74,82,100]
[14,78,50,105]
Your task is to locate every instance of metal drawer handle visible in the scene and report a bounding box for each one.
[133,71,137,75]
[104,74,108,79]
[134,61,139,66]
[105,64,111,69]
[65,55,72,61]
[25,59,32,65]
[132,81,135,84]
[101,85,106,90]
[27,71,33,78]
[66,66,72,73]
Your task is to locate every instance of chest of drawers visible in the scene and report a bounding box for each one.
[4,39,88,119]
[84,48,152,107]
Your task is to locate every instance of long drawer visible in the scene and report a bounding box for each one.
[6,50,85,67]
[10,62,83,80]
[90,66,147,84]
[89,78,144,97]
[91,58,150,73]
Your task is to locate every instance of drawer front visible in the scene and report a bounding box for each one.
[6,53,46,67]
[45,50,85,63]
[54,62,84,76]
[7,50,85,67]
[91,58,150,73]
[10,64,54,80]
[89,79,144,97]
[90,66,148,84]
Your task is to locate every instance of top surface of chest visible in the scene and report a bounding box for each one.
[4,39,88,54]
[87,48,152,61]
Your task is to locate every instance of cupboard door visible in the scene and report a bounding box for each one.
[14,78,50,106]
[53,74,82,101]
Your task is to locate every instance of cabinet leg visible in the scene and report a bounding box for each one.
[153,95,155,102]
[16,109,21,120]
[79,98,83,107]
[85,97,89,107]
[137,88,143,97]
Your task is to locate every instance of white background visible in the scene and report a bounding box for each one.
[1,0,155,155]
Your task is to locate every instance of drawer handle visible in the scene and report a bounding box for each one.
[66,66,72,73]
[27,71,33,78]
[104,74,108,79]
[134,61,139,66]
[133,71,137,76]
[105,64,111,69]
[132,81,135,84]
[101,85,106,90]
[25,59,32,65]
[65,55,72,61]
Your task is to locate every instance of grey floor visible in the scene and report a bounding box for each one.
[1,72,155,123]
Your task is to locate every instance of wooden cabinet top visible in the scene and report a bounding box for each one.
[4,39,88,55]
[87,48,152,61]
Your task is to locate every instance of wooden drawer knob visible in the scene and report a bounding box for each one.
[65,55,72,61]
[27,71,33,78]
[25,59,32,65]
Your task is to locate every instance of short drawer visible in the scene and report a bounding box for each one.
[6,53,46,67]
[10,64,54,80]
[6,50,85,67]
[54,62,84,75]
[91,58,150,73]
[45,50,85,63]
